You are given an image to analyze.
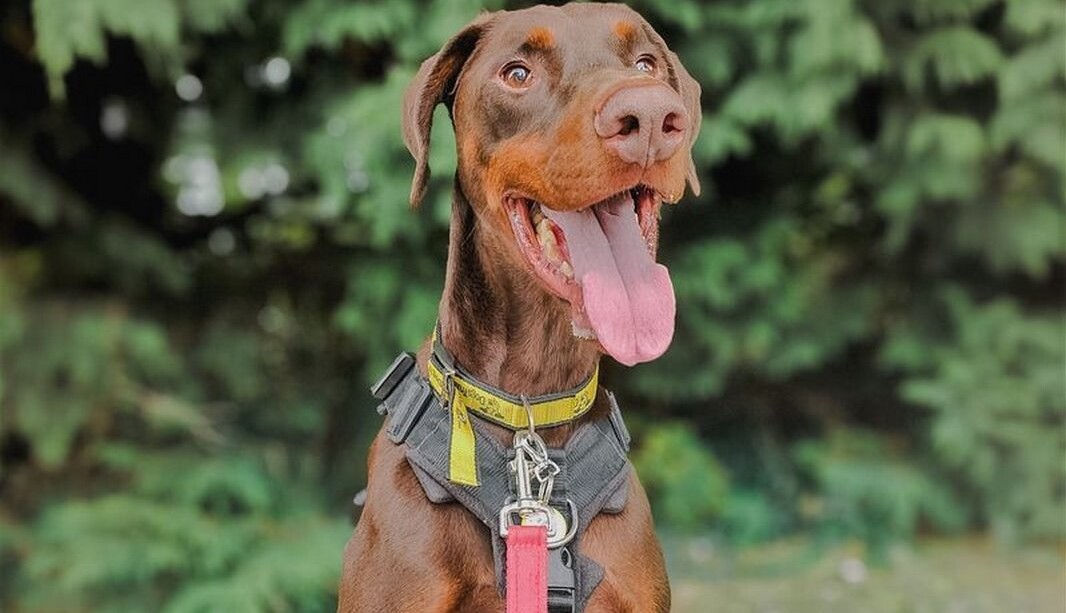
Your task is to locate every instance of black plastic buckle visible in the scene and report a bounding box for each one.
[385,378,435,445]
[547,547,576,613]
[371,352,416,403]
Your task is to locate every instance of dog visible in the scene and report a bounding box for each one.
[338,4,700,612]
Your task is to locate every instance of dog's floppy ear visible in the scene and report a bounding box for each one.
[403,13,495,206]
[641,23,703,197]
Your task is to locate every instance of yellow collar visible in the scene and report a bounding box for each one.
[426,326,599,486]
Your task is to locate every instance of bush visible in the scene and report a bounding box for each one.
[633,422,731,531]
[794,429,968,560]
[898,290,1065,542]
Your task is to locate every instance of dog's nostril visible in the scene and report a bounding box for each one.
[661,112,682,135]
[618,115,640,136]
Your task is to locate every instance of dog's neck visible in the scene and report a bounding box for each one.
[433,185,601,399]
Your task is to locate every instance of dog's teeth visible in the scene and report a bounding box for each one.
[536,218,558,253]
[536,218,553,241]
[533,214,574,277]
[542,241,561,264]
[571,320,596,340]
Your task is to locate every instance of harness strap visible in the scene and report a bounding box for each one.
[371,352,631,612]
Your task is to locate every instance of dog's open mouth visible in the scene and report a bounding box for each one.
[504,185,675,366]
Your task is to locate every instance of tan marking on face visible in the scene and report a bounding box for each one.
[612,21,638,44]
[526,26,555,50]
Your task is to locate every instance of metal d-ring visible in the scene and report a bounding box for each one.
[442,367,457,407]
[520,394,536,437]
[548,499,579,549]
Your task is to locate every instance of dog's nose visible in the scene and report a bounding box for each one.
[595,83,688,167]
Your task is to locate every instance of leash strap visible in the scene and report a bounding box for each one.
[506,525,548,613]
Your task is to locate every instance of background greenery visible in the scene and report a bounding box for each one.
[0,0,1062,611]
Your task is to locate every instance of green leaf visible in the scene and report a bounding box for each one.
[694,116,752,164]
[953,196,1065,278]
[990,92,1066,169]
[32,0,108,97]
[789,13,884,77]
[721,73,789,127]
[998,32,1066,102]
[33,0,182,98]
[1004,0,1066,36]
[283,0,417,56]
[902,26,1004,91]
[905,114,986,163]
[898,0,997,25]
[177,0,250,34]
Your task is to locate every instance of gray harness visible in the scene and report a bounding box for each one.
[370,352,633,612]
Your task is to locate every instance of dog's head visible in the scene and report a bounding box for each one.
[403,3,701,366]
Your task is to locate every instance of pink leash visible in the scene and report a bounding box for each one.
[506,524,548,613]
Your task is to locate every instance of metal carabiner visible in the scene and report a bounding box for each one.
[510,436,535,502]
[500,399,577,549]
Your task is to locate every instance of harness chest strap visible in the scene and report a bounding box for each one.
[426,329,599,486]
[371,352,633,613]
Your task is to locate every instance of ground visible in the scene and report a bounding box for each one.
[665,537,1065,613]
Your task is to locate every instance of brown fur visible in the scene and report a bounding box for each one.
[339,4,700,611]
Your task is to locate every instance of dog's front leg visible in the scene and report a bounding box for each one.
[338,431,502,613]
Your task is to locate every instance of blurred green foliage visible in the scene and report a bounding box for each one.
[793,429,967,561]
[0,0,1062,610]
[633,422,730,531]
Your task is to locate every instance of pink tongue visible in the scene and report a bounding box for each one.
[543,194,675,366]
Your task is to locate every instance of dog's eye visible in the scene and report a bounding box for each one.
[501,63,533,88]
[634,55,657,74]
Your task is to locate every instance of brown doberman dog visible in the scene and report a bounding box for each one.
[338,3,700,612]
